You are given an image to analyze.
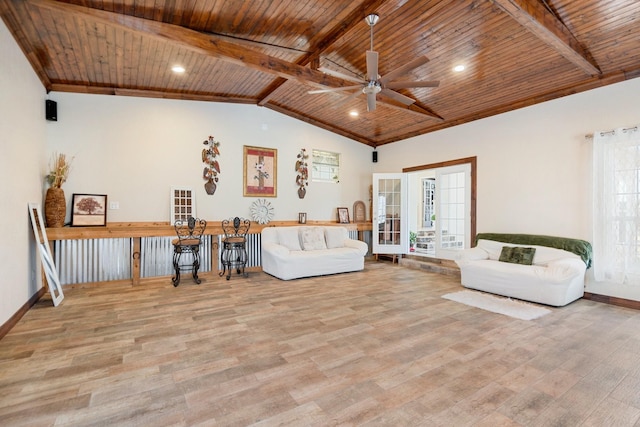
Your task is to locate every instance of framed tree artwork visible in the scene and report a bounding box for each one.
[243,145,277,197]
[71,193,107,226]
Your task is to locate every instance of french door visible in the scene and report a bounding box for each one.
[434,164,471,260]
[372,173,408,255]
[373,164,471,260]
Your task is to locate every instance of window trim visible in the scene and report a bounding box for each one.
[311,149,340,183]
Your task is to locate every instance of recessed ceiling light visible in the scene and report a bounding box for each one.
[172,65,185,73]
[453,64,465,72]
[349,111,359,117]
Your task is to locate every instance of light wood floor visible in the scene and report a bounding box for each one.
[2,262,640,426]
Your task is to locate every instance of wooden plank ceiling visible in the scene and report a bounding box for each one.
[1,0,639,147]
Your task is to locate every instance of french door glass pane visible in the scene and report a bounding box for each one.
[439,171,465,250]
[377,178,402,245]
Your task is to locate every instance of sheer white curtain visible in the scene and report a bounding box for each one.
[592,124,640,284]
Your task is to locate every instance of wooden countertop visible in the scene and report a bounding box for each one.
[46,220,373,240]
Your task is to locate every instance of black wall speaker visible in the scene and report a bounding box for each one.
[46,100,57,121]
[372,150,378,163]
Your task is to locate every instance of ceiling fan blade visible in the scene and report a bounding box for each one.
[317,66,364,84]
[338,89,364,106]
[379,55,431,85]
[366,50,379,81]
[380,88,415,106]
[308,85,363,94]
[385,80,440,89]
[366,92,377,112]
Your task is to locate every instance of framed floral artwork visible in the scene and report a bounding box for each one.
[243,145,277,197]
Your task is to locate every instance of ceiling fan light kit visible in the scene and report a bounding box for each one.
[310,13,440,113]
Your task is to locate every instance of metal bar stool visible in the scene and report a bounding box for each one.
[220,217,250,280]
[172,217,206,287]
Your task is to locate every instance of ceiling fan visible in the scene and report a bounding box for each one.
[309,13,440,112]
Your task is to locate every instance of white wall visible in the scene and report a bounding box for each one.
[46,93,373,223]
[4,13,640,327]
[0,19,48,324]
[375,77,640,299]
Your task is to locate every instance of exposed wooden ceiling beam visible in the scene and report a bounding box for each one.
[30,0,442,123]
[306,0,389,61]
[48,83,257,104]
[257,0,389,106]
[27,0,353,90]
[492,0,601,76]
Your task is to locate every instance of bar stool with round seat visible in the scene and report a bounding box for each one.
[219,217,250,280]
[172,217,206,287]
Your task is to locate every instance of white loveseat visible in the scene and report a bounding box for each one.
[455,233,592,307]
[261,226,368,280]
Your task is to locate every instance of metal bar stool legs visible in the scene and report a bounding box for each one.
[219,217,251,280]
[172,244,202,287]
[171,217,206,287]
[172,248,181,287]
[219,242,248,280]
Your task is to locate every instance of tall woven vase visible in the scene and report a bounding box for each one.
[45,187,66,227]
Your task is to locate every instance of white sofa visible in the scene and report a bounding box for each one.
[455,234,592,307]
[261,226,368,280]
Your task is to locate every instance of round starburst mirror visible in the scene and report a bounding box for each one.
[250,199,274,224]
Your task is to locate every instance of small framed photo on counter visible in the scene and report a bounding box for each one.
[337,207,350,224]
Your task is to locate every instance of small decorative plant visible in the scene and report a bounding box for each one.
[46,152,72,188]
[409,231,417,252]
[44,152,73,227]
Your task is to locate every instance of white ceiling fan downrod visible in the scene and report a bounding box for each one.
[365,13,379,51]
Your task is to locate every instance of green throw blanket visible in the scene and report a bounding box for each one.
[475,233,593,268]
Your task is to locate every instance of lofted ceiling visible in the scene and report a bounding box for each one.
[1,0,639,147]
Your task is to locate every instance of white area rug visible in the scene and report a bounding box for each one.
[442,290,552,320]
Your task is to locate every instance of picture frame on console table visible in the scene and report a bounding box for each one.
[71,193,107,226]
[353,200,366,223]
[337,207,350,224]
[243,145,277,197]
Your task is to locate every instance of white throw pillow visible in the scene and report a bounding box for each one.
[531,245,580,265]
[300,227,327,251]
[477,239,506,260]
[325,227,346,249]
[277,227,302,251]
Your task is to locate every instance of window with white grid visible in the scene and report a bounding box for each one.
[312,149,340,183]
[170,187,195,223]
